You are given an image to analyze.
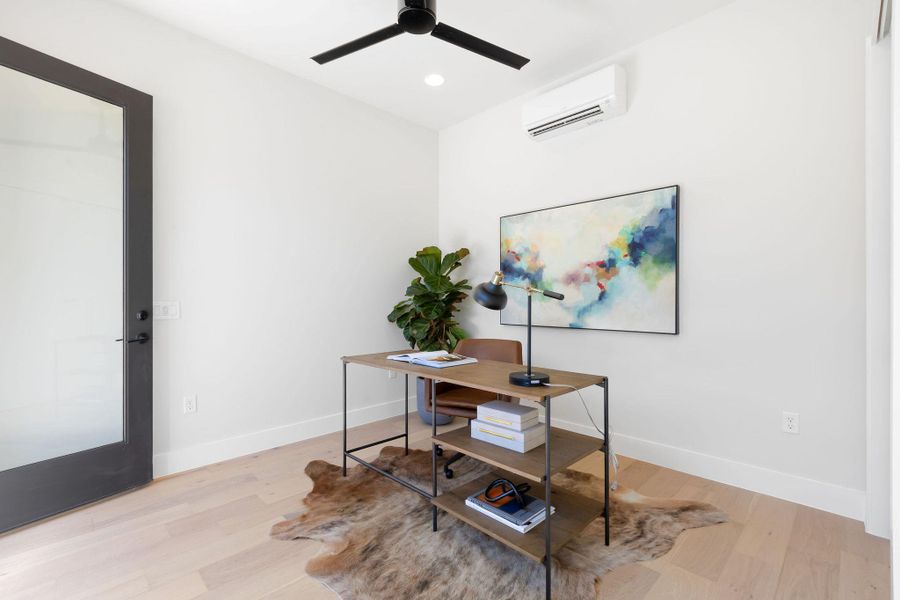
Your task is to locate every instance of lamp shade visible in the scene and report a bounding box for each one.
[474,278,507,310]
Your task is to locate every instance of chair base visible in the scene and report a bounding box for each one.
[416,377,455,426]
[443,451,464,479]
[435,445,464,478]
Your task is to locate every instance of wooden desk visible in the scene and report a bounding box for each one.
[341,351,610,600]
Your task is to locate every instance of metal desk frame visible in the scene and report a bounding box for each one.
[341,360,610,600]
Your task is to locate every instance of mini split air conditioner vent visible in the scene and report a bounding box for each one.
[527,105,604,138]
[522,65,626,140]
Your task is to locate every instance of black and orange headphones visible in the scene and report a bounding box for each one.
[484,478,532,509]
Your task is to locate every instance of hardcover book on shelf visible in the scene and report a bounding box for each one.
[386,350,477,369]
[465,487,553,526]
[470,419,544,453]
[464,486,555,533]
[477,400,540,431]
[464,498,553,534]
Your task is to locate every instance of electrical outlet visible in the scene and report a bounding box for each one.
[388,370,398,379]
[782,411,799,434]
[183,395,198,415]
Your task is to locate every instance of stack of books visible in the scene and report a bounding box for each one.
[465,485,555,533]
[470,400,543,453]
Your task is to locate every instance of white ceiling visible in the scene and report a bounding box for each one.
[108,0,736,129]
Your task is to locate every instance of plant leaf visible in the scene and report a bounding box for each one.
[422,274,453,294]
[417,246,442,258]
[419,299,445,320]
[409,254,440,278]
[450,325,468,341]
[439,252,460,275]
[406,279,429,296]
[387,302,412,323]
[409,319,429,341]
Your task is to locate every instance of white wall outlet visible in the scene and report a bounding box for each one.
[782,411,799,434]
[388,370,398,379]
[183,394,198,415]
[153,301,181,320]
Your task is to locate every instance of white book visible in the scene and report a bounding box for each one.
[477,400,540,431]
[386,350,478,369]
[464,498,555,534]
[471,419,544,453]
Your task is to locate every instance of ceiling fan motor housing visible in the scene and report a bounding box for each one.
[312,0,527,70]
[398,0,437,34]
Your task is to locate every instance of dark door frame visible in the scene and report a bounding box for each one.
[0,36,153,533]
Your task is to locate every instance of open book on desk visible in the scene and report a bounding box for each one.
[386,350,478,369]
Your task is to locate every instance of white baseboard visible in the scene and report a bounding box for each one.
[551,417,867,523]
[153,403,867,524]
[153,397,416,478]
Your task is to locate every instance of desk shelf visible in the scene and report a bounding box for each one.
[432,473,604,562]
[432,425,604,484]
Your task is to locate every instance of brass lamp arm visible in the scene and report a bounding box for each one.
[489,271,564,300]
[500,281,542,295]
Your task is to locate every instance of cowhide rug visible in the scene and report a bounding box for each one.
[271,446,726,599]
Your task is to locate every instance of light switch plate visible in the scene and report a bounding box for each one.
[153,301,180,320]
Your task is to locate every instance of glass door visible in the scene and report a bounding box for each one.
[0,36,152,532]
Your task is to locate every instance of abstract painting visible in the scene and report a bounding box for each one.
[500,186,678,334]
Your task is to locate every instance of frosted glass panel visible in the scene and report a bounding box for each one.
[0,65,124,471]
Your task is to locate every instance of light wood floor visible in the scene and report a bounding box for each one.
[0,415,889,599]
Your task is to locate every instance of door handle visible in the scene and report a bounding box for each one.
[115,332,150,344]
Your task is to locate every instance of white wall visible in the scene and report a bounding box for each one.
[891,0,900,590]
[0,0,438,476]
[440,0,870,520]
[865,32,891,538]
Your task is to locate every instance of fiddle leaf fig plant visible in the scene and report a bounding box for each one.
[388,246,471,351]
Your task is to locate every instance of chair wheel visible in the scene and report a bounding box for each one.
[444,468,454,479]
[435,446,443,457]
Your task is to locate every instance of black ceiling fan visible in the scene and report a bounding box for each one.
[311,0,530,70]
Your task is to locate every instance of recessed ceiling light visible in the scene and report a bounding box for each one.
[424,74,445,87]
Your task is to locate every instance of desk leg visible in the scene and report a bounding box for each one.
[432,378,438,532]
[404,374,409,456]
[603,380,610,546]
[342,362,347,478]
[544,395,552,600]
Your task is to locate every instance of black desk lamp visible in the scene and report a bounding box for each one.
[473,271,565,387]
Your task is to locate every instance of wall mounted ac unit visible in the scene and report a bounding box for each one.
[522,65,626,140]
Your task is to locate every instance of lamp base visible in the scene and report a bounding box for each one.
[508,371,550,387]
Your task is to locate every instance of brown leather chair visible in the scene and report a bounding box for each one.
[423,338,523,478]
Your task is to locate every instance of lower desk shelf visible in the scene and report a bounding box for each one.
[431,473,604,562]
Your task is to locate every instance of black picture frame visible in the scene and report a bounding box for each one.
[0,36,153,533]
[498,185,679,335]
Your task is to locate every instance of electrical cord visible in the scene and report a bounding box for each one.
[541,383,619,490]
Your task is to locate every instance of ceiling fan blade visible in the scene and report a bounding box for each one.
[312,24,404,64]
[430,22,529,70]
